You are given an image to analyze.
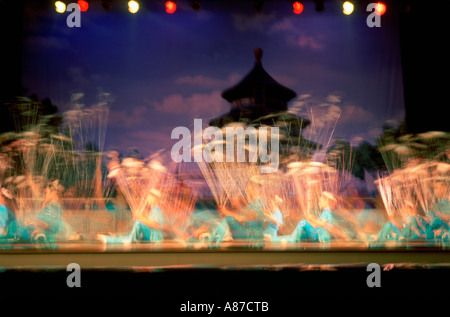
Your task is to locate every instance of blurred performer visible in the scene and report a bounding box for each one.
[213,181,265,245]
[428,179,450,244]
[265,207,318,244]
[0,187,18,241]
[376,206,402,243]
[97,188,168,244]
[244,181,265,245]
[216,196,249,241]
[184,201,229,246]
[305,192,349,243]
[263,195,284,241]
[20,180,65,245]
[166,177,198,242]
[270,192,349,244]
[282,189,321,243]
[357,193,384,243]
[288,216,319,243]
[399,200,433,241]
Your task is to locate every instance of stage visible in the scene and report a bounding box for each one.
[1,242,449,304]
[1,0,449,309]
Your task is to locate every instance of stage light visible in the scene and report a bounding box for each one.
[77,0,89,12]
[191,0,201,11]
[343,1,354,15]
[55,1,66,13]
[128,0,139,13]
[165,1,177,14]
[375,2,386,15]
[293,1,304,14]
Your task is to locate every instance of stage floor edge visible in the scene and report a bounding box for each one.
[1,242,450,269]
[1,243,450,302]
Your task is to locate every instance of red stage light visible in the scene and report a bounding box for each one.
[293,1,304,15]
[77,0,89,12]
[166,1,177,14]
[375,2,386,15]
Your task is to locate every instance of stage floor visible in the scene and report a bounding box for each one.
[1,240,449,268]
[1,241,449,303]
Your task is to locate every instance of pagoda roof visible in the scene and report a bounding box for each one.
[209,106,310,129]
[221,48,297,103]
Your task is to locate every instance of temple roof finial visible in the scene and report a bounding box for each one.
[221,47,296,104]
[254,48,263,63]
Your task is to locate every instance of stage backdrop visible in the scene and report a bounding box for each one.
[20,0,405,163]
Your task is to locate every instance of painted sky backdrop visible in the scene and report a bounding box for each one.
[21,0,405,159]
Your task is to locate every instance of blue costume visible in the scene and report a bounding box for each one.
[213,198,265,246]
[356,208,384,242]
[18,201,64,245]
[263,209,283,239]
[0,204,16,241]
[103,206,164,244]
[399,215,433,240]
[269,211,319,244]
[428,198,450,244]
[377,221,401,242]
[211,218,232,244]
[245,199,265,244]
[294,219,319,242]
[187,209,223,244]
[0,205,8,233]
[315,207,334,243]
[37,201,64,243]
[222,216,247,240]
